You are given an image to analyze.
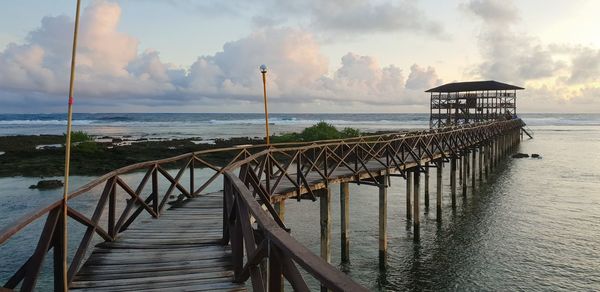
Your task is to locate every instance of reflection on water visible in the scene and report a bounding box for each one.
[283,125,600,291]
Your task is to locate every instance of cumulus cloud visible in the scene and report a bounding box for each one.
[567,48,600,85]
[464,0,563,82]
[405,64,442,90]
[464,0,600,111]
[0,0,440,112]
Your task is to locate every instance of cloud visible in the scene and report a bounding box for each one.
[308,1,443,35]
[462,0,519,24]
[567,47,600,85]
[0,0,440,112]
[405,64,442,90]
[171,0,444,37]
[463,0,600,112]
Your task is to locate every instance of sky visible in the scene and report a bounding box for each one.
[0,0,599,113]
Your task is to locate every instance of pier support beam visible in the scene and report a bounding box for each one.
[406,171,412,220]
[462,152,468,197]
[471,150,476,189]
[459,156,463,185]
[275,200,285,221]
[450,158,456,208]
[485,144,490,178]
[478,146,483,181]
[413,170,420,239]
[340,182,350,263]
[319,187,331,292]
[378,176,387,267]
[424,162,430,211]
[436,161,443,220]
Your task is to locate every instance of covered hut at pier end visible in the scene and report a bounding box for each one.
[426,80,524,128]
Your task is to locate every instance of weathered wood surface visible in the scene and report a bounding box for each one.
[70,192,246,292]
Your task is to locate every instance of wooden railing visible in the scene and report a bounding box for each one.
[0,118,524,291]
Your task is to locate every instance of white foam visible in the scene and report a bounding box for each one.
[0,120,96,125]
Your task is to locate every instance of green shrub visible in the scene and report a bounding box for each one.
[270,121,361,143]
[340,127,361,138]
[67,131,93,143]
[300,121,341,141]
[74,142,101,154]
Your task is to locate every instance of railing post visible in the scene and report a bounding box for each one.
[152,165,159,216]
[268,244,283,292]
[108,177,116,237]
[53,206,66,292]
[190,156,195,196]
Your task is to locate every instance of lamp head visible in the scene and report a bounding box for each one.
[260,64,268,74]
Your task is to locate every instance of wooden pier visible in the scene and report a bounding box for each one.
[1,118,526,291]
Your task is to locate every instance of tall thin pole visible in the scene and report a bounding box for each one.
[62,0,82,290]
[260,65,270,145]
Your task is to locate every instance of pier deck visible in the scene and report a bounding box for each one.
[70,193,246,292]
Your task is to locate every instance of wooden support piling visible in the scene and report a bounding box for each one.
[424,162,430,211]
[459,156,463,184]
[436,161,443,220]
[406,171,412,220]
[462,152,468,197]
[478,146,483,181]
[471,150,476,189]
[413,170,420,238]
[450,158,456,208]
[320,187,331,292]
[340,182,350,263]
[378,176,387,267]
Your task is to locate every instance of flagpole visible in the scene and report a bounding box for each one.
[62,0,82,290]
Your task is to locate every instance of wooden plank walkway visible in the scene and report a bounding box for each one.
[70,192,246,292]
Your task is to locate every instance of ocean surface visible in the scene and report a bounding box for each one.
[0,113,599,290]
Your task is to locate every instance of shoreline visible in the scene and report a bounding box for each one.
[0,134,266,178]
[0,129,394,178]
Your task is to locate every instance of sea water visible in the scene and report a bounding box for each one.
[0,113,599,290]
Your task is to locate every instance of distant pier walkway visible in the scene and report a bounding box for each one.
[1,118,525,291]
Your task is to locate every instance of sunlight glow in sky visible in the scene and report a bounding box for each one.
[0,0,599,113]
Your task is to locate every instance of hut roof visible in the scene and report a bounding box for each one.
[425,80,524,93]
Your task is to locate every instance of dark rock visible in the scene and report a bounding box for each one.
[29,179,64,189]
[112,138,123,143]
[531,154,541,158]
[511,153,529,159]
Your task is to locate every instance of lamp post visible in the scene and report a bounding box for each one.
[260,64,270,145]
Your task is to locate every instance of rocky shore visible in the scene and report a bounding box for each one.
[0,135,264,177]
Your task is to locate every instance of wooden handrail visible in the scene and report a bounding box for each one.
[224,171,369,291]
